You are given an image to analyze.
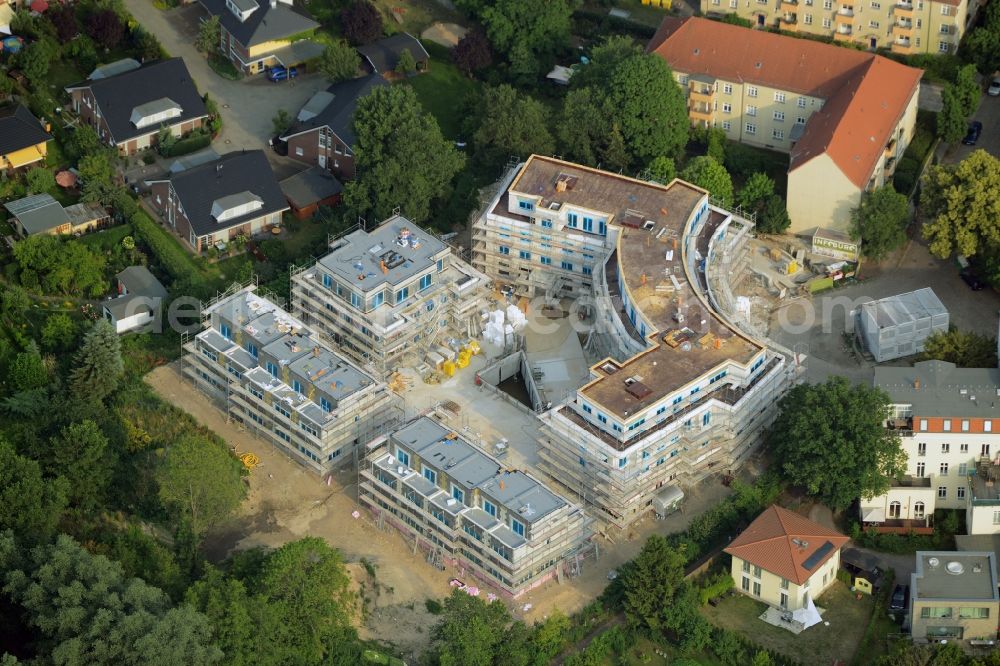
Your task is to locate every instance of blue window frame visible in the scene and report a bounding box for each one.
[350,292,362,309]
[541,220,553,228]
[561,261,573,271]
[618,457,627,468]
[672,396,683,405]
[424,467,437,483]
[657,406,667,415]
[437,259,444,273]
[583,266,592,276]
[703,412,711,426]
[690,387,700,395]
[266,361,279,378]
[598,219,607,235]
[579,456,586,467]
[567,212,578,228]
[499,245,510,255]
[518,200,534,211]
[519,250,531,260]
[220,323,232,340]
[292,380,302,394]
[582,217,593,233]
[322,273,333,288]
[247,342,258,358]
[598,413,608,424]
[452,486,464,502]
[539,255,552,266]
[419,274,432,290]
[395,287,409,304]
[511,520,525,537]
[582,403,592,414]
[372,291,384,308]
[320,397,332,413]
[396,449,409,466]
[484,500,497,517]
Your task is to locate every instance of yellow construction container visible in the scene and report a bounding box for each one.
[441,360,456,377]
[456,349,471,369]
[466,340,481,355]
[785,261,799,274]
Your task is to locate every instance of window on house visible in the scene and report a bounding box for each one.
[798,97,807,108]
[452,486,464,503]
[940,463,949,476]
[916,462,925,477]
[942,443,950,454]
[747,86,758,97]
[804,12,813,22]
[722,103,732,113]
[419,274,432,290]
[722,121,732,130]
[511,519,525,537]
[914,502,925,519]
[745,123,756,134]
[518,200,534,211]
[920,419,928,431]
[986,420,992,432]
[266,361,279,378]
[822,17,832,27]
[540,256,551,265]
[742,560,751,573]
[869,19,879,27]
[994,510,1000,525]
[961,443,969,453]
[938,486,947,498]
[567,212,578,227]
[424,467,437,484]
[752,581,761,596]
[938,41,950,53]
[773,111,785,122]
[519,250,531,260]
[746,105,757,116]
[742,576,750,591]
[918,443,926,456]
[561,261,573,271]
[920,607,953,618]
[484,500,497,517]
[499,245,509,255]
[772,129,784,140]
[960,607,990,619]
[958,486,966,499]
[796,116,807,125]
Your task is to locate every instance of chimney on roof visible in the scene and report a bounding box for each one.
[914,379,921,390]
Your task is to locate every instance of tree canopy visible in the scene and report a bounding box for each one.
[70,319,123,403]
[340,0,383,46]
[921,150,1000,259]
[680,156,734,207]
[937,85,967,143]
[157,434,244,538]
[451,29,493,76]
[468,85,555,170]
[768,377,906,509]
[0,440,67,542]
[919,328,998,368]
[478,0,574,82]
[344,85,464,224]
[850,185,909,260]
[316,40,359,82]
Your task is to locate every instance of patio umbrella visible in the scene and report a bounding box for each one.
[29,0,48,13]
[55,170,78,188]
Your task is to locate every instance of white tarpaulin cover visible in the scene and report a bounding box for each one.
[860,506,886,523]
[792,595,822,630]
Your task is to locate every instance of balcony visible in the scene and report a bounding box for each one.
[895,0,913,11]
[689,102,714,123]
[689,87,716,105]
[780,13,798,29]
[837,6,854,16]
[835,11,853,26]
[886,417,913,436]
[891,38,915,53]
[781,0,798,5]
[834,27,854,40]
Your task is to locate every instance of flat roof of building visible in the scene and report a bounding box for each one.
[509,156,762,417]
[317,215,447,294]
[874,360,1000,418]
[860,287,947,330]
[390,416,566,524]
[913,552,999,601]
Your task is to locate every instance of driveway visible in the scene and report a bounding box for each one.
[941,89,1000,164]
[123,0,327,158]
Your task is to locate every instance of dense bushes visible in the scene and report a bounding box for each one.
[849,509,961,553]
[130,209,198,284]
[893,110,937,195]
[162,131,212,158]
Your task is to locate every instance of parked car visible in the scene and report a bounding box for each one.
[267,66,297,82]
[988,79,1000,97]
[889,584,909,612]
[962,121,983,146]
[961,269,986,291]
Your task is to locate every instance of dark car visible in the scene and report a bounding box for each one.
[889,584,909,612]
[267,66,297,82]
[962,121,983,146]
[961,270,986,291]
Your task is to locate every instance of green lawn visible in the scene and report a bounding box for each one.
[702,583,874,666]
[407,59,480,141]
[78,224,134,251]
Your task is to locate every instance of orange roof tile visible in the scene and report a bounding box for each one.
[724,505,849,585]
[647,18,922,189]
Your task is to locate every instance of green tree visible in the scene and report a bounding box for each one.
[344,85,464,223]
[756,194,791,234]
[602,123,630,172]
[850,185,909,260]
[195,14,220,54]
[8,344,48,391]
[431,590,511,666]
[751,652,775,666]
[0,439,67,542]
[18,37,55,85]
[647,156,676,184]
[395,47,417,75]
[469,85,554,169]
[67,125,102,162]
[706,128,726,164]
[79,151,121,206]
[0,533,222,665]
[937,85,967,143]
[185,568,261,666]
[531,610,570,662]
[317,39,360,82]
[271,109,293,136]
[921,150,1000,258]
[25,167,54,194]
[919,328,998,367]
[50,420,111,510]
[479,0,574,82]
[963,11,1000,77]
[157,434,244,537]
[681,156,734,206]
[70,320,123,403]
[737,172,775,212]
[556,87,604,166]
[570,35,640,90]
[768,377,906,509]
[954,64,981,117]
[605,54,689,164]
[621,534,688,634]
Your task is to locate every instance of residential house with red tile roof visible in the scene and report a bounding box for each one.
[648,17,922,236]
[725,505,850,610]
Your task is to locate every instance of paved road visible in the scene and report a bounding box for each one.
[123,0,326,158]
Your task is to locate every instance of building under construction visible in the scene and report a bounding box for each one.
[360,416,592,598]
[184,285,400,473]
[475,157,795,531]
[290,215,492,379]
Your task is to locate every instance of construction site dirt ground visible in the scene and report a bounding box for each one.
[147,362,744,659]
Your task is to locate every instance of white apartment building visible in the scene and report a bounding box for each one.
[360,416,591,597]
[475,156,795,530]
[862,361,1000,534]
[290,216,491,378]
[184,286,400,473]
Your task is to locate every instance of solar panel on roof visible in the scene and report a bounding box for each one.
[802,540,835,571]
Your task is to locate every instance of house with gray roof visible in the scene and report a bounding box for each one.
[280,74,387,180]
[280,166,342,219]
[358,33,429,79]
[146,150,289,254]
[0,104,52,172]
[103,266,169,334]
[5,194,111,237]
[200,0,322,75]
[361,415,591,597]
[66,58,209,157]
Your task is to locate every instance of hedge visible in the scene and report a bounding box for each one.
[163,132,213,158]
[130,209,199,284]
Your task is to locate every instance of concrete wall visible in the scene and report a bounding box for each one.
[477,350,545,413]
[968,504,1000,535]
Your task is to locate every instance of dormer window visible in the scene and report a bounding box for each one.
[226,0,258,22]
[130,98,182,129]
[211,191,264,222]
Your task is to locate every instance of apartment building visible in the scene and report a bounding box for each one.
[726,506,849,611]
[65,58,209,157]
[360,416,590,597]
[290,216,491,378]
[472,157,793,530]
[910,551,999,643]
[861,361,1000,531]
[184,286,400,473]
[647,17,921,235]
[703,0,978,54]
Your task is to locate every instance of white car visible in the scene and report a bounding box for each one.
[989,79,1000,97]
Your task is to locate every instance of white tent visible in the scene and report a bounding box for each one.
[792,594,822,630]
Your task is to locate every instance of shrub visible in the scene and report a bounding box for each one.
[424,598,443,615]
[163,132,212,158]
[130,209,198,283]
